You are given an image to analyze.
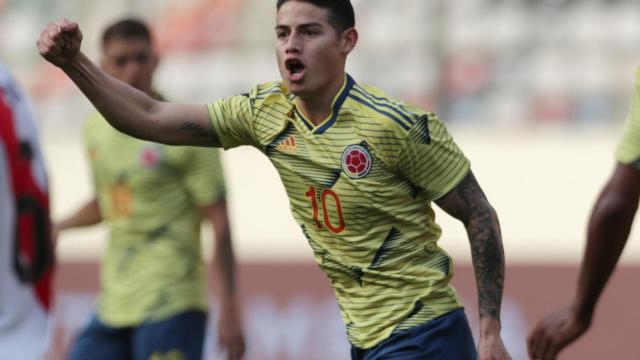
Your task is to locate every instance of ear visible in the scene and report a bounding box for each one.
[341,28,358,55]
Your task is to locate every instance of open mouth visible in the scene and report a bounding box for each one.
[285,58,306,82]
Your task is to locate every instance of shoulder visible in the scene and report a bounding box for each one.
[85,112,104,125]
[83,112,135,147]
[251,80,287,98]
[83,112,108,135]
[245,81,293,125]
[0,65,29,118]
[346,83,425,139]
[213,80,291,115]
[346,83,436,151]
[249,80,292,109]
[0,64,16,93]
[0,66,40,139]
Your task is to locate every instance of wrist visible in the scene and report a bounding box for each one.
[570,300,594,326]
[479,316,502,338]
[219,296,241,320]
[60,52,85,73]
[219,292,239,306]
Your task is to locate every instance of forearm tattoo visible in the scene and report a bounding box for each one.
[436,173,505,321]
[180,121,221,146]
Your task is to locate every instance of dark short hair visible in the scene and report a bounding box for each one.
[101,18,152,51]
[276,0,355,33]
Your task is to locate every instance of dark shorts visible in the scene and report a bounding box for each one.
[351,308,477,360]
[67,310,207,360]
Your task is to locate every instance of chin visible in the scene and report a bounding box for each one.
[288,83,306,96]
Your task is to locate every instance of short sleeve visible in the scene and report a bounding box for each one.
[397,113,470,201]
[615,68,640,168]
[207,93,259,150]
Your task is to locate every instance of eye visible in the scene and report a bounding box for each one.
[302,29,317,36]
[114,56,127,67]
[135,53,150,64]
[276,30,288,39]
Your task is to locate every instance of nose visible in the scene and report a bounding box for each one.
[126,59,143,73]
[121,61,142,86]
[125,56,145,72]
[285,33,301,54]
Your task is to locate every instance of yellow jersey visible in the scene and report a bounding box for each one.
[85,111,226,326]
[616,67,640,168]
[208,75,470,348]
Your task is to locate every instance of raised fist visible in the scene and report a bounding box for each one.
[36,19,83,67]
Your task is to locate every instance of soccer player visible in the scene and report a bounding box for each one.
[38,1,511,359]
[53,19,245,360]
[0,63,54,360]
[527,68,640,360]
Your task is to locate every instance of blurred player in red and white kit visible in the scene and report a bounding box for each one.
[0,62,54,360]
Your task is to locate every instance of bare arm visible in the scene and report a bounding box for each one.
[528,163,640,360]
[37,20,217,147]
[200,200,245,359]
[574,163,640,319]
[52,197,101,247]
[202,200,238,301]
[435,171,510,360]
[56,197,102,231]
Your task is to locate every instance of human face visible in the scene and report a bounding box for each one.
[275,1,356,99]
[101,37,157,94]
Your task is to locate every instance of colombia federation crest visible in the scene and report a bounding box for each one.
[341,144,373,179]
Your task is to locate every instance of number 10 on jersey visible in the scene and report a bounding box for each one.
[305,186,346,233]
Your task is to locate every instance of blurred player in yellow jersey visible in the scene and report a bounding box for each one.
[527,69,640,360]
[54,19,245,360]
[39,1,511,359]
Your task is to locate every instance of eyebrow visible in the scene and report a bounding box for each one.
[275,22,324,30]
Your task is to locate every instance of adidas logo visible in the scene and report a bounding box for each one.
[276,136,297,154]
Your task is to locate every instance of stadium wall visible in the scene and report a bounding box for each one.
[47,129,640,359]
[47,262,640,360]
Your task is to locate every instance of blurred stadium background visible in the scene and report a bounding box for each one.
[2,0,640,359]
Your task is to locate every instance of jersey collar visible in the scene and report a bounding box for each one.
[293,74,355,135]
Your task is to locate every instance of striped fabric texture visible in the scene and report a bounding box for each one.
[208,74,470,349]
[84,111,227,327]
[616,67,640,169]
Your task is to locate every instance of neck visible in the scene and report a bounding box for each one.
[296,74,345,126]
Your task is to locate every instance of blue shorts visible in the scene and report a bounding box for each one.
[67,310,206,360]
[351,308,477,360]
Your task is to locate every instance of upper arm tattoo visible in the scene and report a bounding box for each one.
[435,172,505,321]
[180,121,221,147]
